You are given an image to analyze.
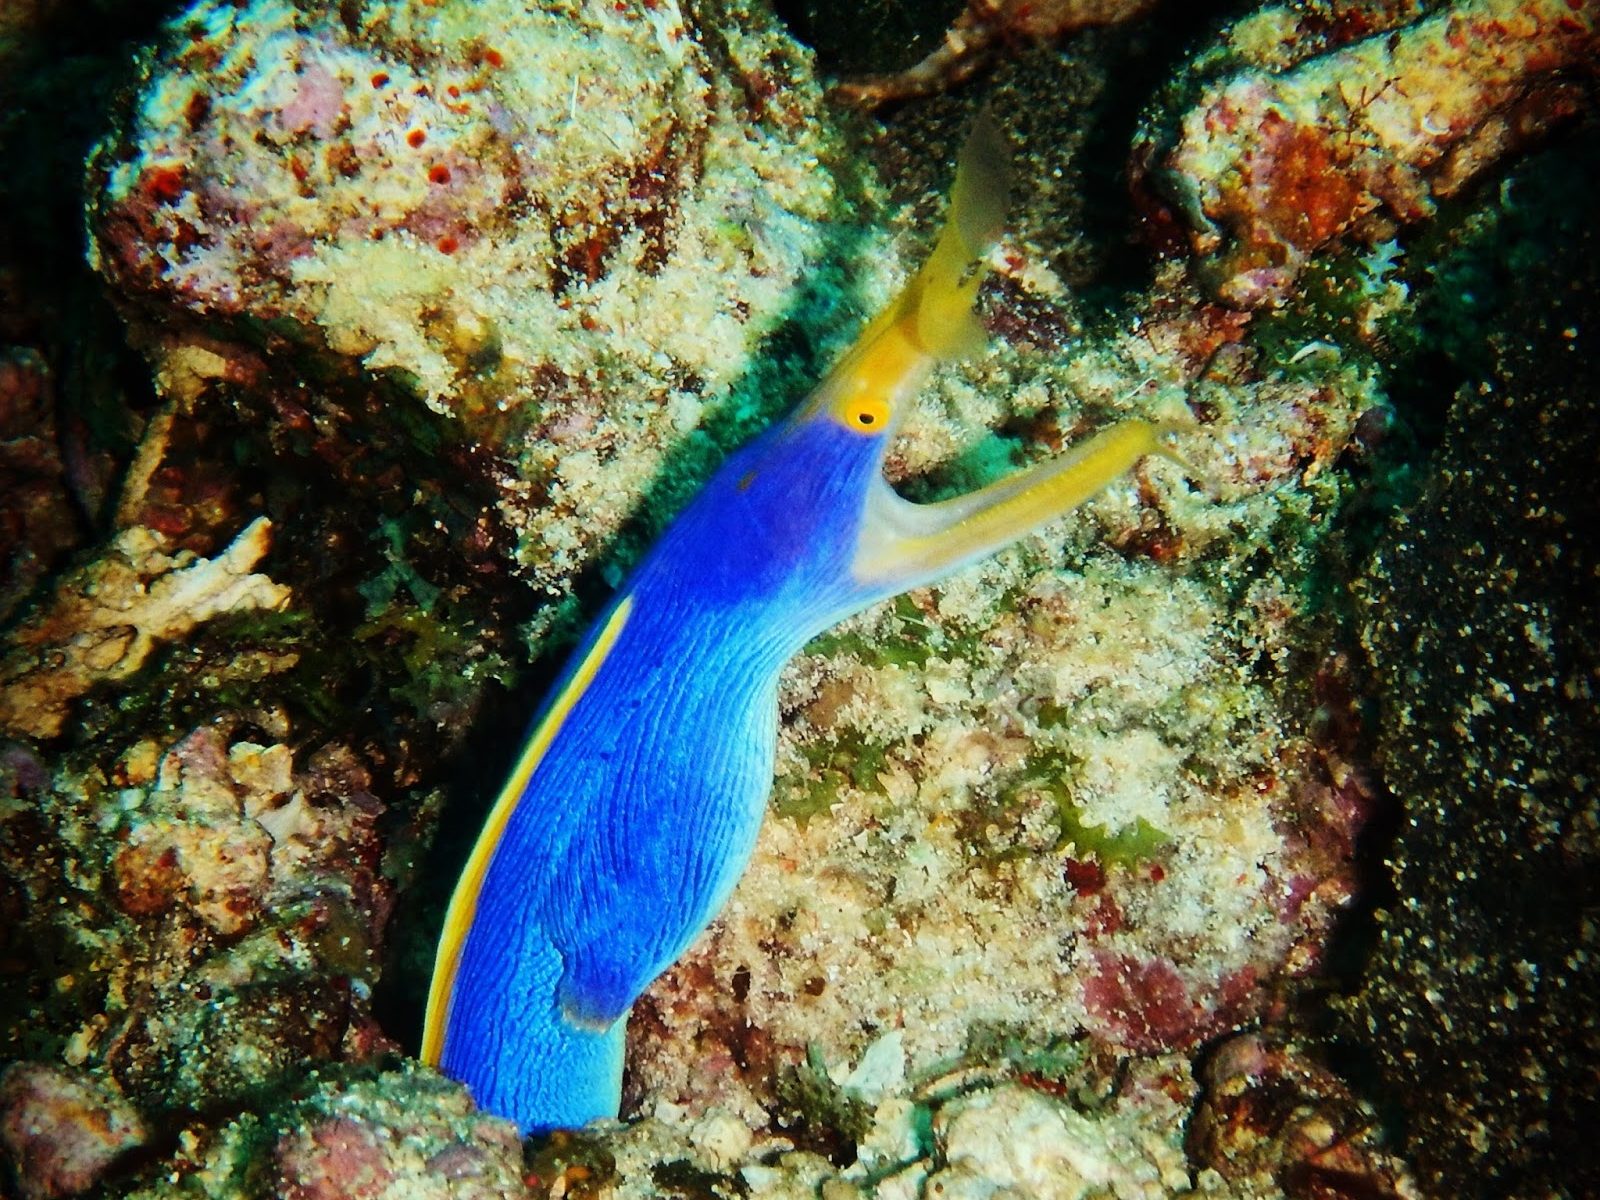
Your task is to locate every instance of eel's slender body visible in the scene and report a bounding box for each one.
[423,117,1187,1132]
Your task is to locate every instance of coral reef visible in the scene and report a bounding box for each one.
[509,1054,1197,1199]
[104,1064,530,1200]
[87,0,845,620]
[2,724,392,1121]
[918,1080,1189,1200]
[267,1069,528,1200]
[627,425,1377,1123]
[0,1063,146,1200]
[1188,1034,1415,1199]
[1139,0,1598,306]
[0,0,1591,1193]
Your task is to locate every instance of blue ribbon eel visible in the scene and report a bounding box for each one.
[421,115,1192,1133]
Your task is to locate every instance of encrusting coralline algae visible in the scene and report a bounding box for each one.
[88,0,843,617]
[0,0,1592,1195]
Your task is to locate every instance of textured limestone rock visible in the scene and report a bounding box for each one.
[0,1064,146,1200]
[1189,1033,1417,1199]
[87,0,843,611]
[924,1082,1189,1200]
[0,518,290,739]
[1142,0,1598,306]
[2,727,392,1118]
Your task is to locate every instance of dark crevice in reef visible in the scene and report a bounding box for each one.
[1329,127,1600,1200]
[0,3,196,617]
[771,0,967,82]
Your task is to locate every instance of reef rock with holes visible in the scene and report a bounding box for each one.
[1134,0,1597,308]
[88,0,846,622]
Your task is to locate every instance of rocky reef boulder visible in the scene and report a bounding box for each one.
[87,0,843,610]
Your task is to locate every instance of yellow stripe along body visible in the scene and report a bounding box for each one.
[421,595,634,1067]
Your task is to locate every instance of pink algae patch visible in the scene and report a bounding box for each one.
[276,1117,394,1200]
[1082,950,1202,1053]
[275,59,346,139]
[1278,872,1320,923]
[0,1064,146,1200]
[254,220,315,266]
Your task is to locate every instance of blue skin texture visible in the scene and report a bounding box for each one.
[438,417,902,1131]
[422,118,1186,1132]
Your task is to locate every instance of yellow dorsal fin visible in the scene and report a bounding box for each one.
[910,108,1011,360]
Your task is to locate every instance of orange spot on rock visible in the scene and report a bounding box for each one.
[1253,113,1362,250]
[407,129,426,148]
[113,842,184,918]
[436,235,459,255]
[428,164,451,184]
[370,71,389,88]
[142,166,186,204]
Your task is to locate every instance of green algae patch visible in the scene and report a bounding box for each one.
[1250,244,1408,382]
[962,1022,1092,1094]
[772,775,839,827]
[359,516,444,616]
[774,731,893,827]
[651,1158,751,1200]
[774,1044,874,1147]
[1010,751,1172,867]
[1055,806,1170,866]
[354,597,513,716]
[803,595,937,670]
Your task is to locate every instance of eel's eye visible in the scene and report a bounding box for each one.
[842,396,891,433]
